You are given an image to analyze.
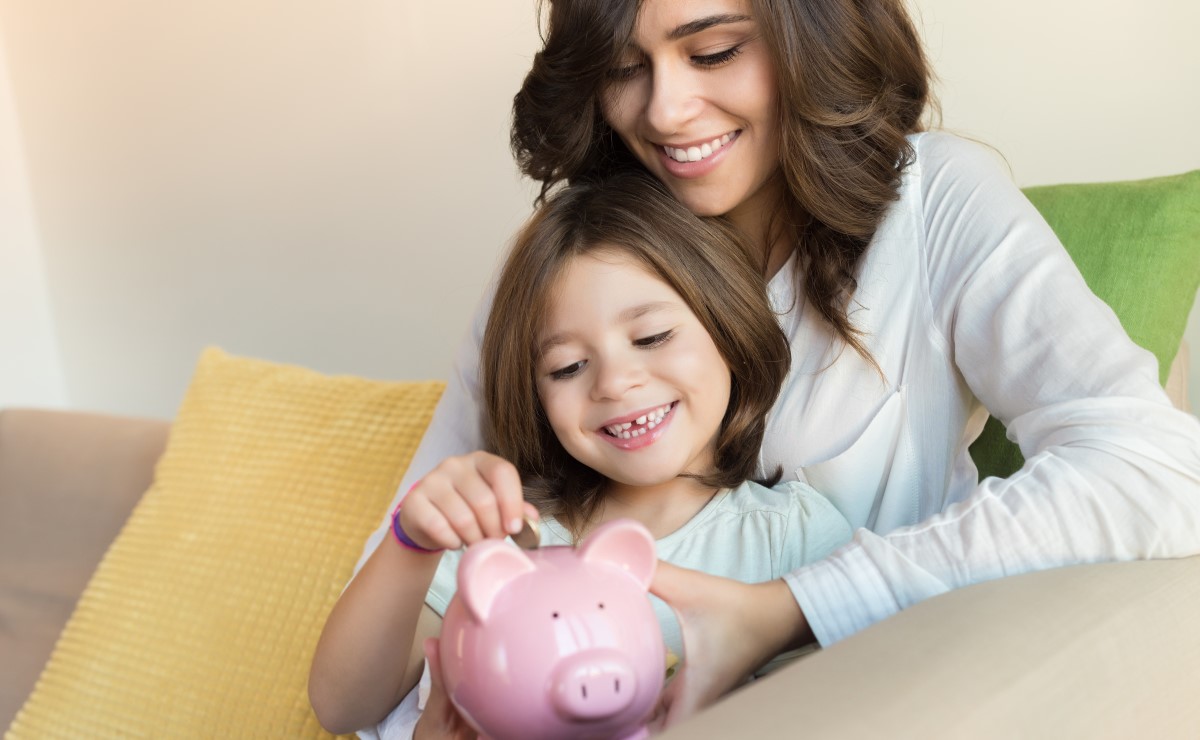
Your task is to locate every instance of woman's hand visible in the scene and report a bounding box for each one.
[414,638,477,740]
[650,561,815,728]
[399,451,539,551]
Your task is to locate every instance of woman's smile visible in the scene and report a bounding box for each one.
[601,0,780,231]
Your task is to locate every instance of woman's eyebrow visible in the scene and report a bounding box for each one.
[668,13,753,41]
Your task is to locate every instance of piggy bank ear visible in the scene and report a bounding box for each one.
[457,540,536,623]
[578,518,656,589]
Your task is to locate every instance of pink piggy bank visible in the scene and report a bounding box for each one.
[438,518,666,740]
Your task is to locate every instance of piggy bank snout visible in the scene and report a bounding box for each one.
[550,649,639,721]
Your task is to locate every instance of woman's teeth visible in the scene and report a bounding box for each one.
[604,404,673,439]
[664,133,733,163]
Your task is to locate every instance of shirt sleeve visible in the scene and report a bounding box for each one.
[358,659,431,740]
[786,132,1200,645]
[777,482,855,573]
[424,548,461,617]
[349,285,495,578]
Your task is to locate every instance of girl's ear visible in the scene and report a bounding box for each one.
[457,541,537,623]
[577,518,657,590]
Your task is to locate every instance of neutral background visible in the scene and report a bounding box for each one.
[2,0,1199,419]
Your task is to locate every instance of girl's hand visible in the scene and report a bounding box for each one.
[650,561,814,727]
[398,451,538,551]
[414,638,477,740]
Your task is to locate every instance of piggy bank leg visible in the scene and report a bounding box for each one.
[615,729,649,740]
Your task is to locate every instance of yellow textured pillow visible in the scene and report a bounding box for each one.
[9,348,444,738]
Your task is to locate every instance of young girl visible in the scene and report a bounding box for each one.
[308,169,853,737]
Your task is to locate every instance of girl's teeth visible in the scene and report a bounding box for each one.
[605,403,673,438]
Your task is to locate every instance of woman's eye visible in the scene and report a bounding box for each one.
[692,44,743,68]
[550,361,586,380]
[606,62,644,82]
[634,330,675,349]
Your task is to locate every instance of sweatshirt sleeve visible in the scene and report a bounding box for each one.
[350,284,494,578]
[785,132,1200,645]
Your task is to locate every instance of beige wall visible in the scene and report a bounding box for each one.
[1,0,1198,418]
[0,15,65,409]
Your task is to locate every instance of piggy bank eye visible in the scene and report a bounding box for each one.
[552,611,560,619]
[598,602,605,609]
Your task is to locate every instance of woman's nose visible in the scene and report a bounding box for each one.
[645,65,702,136]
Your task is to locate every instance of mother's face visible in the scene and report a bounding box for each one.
[600,0,781,229]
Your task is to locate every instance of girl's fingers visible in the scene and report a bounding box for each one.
[454,455,507,540]
[397,491,461,550]
[428,486,486,546]
[521,501,540,524]
[405,452,530,549]
[476,454,528,536]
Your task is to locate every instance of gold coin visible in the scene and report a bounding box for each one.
[512,516,541,550]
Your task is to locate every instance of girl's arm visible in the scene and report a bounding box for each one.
[309,451,535,735]
[309,537,444,734]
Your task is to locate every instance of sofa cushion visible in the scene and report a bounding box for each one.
[970,169,1200,479]
[0,409,168,731]
[7,348,443,738]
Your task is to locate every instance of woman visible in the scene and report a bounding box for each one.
[352,0,1200,732]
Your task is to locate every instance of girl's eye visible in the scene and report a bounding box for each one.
[549,360,586,381]
[634,330,675,349]
[692,44,743,68]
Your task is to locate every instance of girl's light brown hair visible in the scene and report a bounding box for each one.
[511,0,933,366]
[481,169,790,534]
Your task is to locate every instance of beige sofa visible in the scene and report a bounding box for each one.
[2,351,1198,738]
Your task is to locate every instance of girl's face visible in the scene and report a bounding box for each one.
[535,249,732,490]
[600,0,781,231]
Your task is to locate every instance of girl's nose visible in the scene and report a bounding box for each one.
[645,65,702,136]
[590,356,644,401]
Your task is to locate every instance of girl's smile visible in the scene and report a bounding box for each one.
[599,401,678,449]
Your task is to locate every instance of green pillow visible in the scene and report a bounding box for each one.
[969,170,1200,480]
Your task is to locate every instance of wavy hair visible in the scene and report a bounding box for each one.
[511,0,934,364]
[481,169,789,535]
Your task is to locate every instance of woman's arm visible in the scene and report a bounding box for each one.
[651,135,1200,726]
[789,132,1200,645]
[650,563,812,726]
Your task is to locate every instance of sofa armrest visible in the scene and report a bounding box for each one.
[663,555,1200,739]
[0,408,169,731]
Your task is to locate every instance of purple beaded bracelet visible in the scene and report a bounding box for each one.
[391,487,443,554]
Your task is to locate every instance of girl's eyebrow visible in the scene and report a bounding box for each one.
[618,300,678,323]
[538,301,680,355]
[667,13,753,41]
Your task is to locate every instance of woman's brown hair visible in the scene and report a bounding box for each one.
[481,169,790,535]
[511,0,933,364]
